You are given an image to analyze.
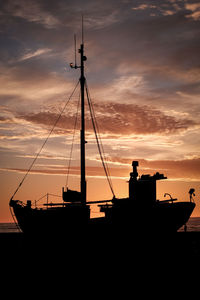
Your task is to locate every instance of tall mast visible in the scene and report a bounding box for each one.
[70,18,87,205]
[80,15,87,205]
[79,41,87,205]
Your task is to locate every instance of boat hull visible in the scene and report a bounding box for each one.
[101,201,195,232]
[11,200,195,235]
[12,202,90,235]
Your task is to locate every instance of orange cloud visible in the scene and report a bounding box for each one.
[2,157,200,181]
[18,102,196,136]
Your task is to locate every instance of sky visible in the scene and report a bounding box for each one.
[0,0,200,222]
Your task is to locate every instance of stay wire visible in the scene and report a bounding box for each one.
[65,90,80,189]
[10,80,80,201]
[85,81,115,198]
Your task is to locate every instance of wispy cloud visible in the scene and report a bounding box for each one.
[4,0,61,28]
[132,4,157,11]
[1,157,200,181]
[19,48,52,61]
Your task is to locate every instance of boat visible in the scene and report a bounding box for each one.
[9,26,195,235]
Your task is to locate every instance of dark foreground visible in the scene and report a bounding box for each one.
[1,231,200,257]
[1,231,199,286]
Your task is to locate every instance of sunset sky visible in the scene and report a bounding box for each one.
[0,0,200,222]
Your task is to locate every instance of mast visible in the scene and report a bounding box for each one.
[69,18,87,205]
[79,42,87,205]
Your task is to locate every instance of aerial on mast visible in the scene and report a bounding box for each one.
[82,14,84,44]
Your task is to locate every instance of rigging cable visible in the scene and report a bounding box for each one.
[85,80,115,198]
[10,80,80,202]
[65,90,80,189]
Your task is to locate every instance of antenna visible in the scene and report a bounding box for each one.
[70,16,85,70]
[82,14,84,44]
[70,34,78,69]
[74,34,77,66]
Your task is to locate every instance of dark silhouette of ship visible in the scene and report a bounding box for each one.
[9,26,195,235]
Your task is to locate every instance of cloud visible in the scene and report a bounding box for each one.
[185,3,200,20]
[132,4,157,11]
[139,157,200,180]
[0,63,73,109]
[18,111,76,133]
[95,156,200,181]
[0,164,126,179]
[4,0,61,28]
[92,102,196,135]
[14,101,196,139]
[131,1,184,17]
[1,0,127,33]
[19,48,52,61]
[2,157,200,181]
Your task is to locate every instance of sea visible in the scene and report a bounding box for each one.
[0,222,21,233]
[1,217,200,232]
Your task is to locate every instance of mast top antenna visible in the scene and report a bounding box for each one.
[82,14,84,44]
[70,15,86,70]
